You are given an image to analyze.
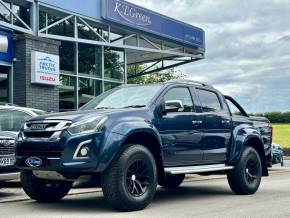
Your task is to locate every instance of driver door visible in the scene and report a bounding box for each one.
[158,86,204,166]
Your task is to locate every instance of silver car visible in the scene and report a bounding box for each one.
[0,105,45,183]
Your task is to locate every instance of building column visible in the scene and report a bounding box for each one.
[13,34,61,112]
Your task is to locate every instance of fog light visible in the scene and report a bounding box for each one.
[73,139,92,159]
[80,147,89,157]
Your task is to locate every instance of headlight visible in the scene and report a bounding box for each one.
[67,116,108,135]
[16,132,24,143]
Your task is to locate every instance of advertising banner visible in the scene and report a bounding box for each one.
[0,27,13,63]
[102,0,205,50]
[31,51,60,86]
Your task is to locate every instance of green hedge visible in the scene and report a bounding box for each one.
[249,112,290,123]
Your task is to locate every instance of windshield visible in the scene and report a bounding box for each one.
[81,84,163,110]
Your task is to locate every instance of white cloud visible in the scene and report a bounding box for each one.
[128,0,290,112]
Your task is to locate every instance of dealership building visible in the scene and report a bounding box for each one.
[0,0,205,112]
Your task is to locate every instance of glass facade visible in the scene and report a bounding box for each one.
[104,81,121,92]
[60,41,75,75]
[78,43,102,78]
[78,78,102,108]
[104,47,125,82]
[59,75,76,111]
[12,4,30,28]
[0,1,11,23]
[46,15,126,111]
[58,42,124,111]
[0,1,31,28]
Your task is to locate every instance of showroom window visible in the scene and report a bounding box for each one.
[78,22,108,42]
[104,82,121,92]
[47,14,74,37]
[59,75,76,112]
[57,42,125,110]
[78,78,102,108]
[60,41,75,75]
[0,1,30,28]
[78,43,102,78]
[12,3,30,28]
[0,1,11,23]
[104,47,125,82]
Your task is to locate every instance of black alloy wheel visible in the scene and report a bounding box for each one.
[126,160,150,197]
[227,146,262,195]
[102,144,157,211]
[245,158,260,184]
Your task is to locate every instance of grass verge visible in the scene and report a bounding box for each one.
[273,124,290,148]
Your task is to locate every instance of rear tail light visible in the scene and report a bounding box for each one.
[268,123,273,144]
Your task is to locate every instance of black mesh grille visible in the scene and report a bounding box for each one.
[24,131,54,138]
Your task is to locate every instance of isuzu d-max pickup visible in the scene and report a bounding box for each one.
[15,80,272,211]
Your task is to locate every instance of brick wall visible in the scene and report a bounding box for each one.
[13,34,61,112]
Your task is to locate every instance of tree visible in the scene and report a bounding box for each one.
[128,66,185,84]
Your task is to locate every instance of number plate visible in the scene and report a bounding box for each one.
[0,156,15,166]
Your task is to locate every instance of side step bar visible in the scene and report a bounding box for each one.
[165,164,234,175]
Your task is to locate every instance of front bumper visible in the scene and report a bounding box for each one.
[15,131,104,173]
[0,155,19,182]
[0,172,20,182]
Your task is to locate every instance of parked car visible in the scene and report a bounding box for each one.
[0,105,45,183]
[268,143,284,167]
[0,131,18,183]
[15,80,272,211]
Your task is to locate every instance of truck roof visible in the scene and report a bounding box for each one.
[164,79,214,89]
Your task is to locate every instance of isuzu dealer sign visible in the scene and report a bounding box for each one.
[31,51,60,86]
[102,0,205,50]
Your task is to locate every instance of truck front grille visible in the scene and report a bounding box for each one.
[23,131,54,138]
[0,139,15,155]
[23,120,72,139]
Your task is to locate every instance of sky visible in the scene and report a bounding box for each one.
[128,0,290,113]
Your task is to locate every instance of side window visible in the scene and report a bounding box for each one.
[226,99,243,116]
[0,110,31,131]
[197,89,222,113]
[164,87,194,112]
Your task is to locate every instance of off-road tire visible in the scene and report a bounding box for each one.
[227,147,262,195]
[101,144,157,211]
[20,170,72,202]
[159,174,185,189]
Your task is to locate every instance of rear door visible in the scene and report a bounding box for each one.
[195,88,232,163]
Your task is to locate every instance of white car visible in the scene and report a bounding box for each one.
[0,105,45,183]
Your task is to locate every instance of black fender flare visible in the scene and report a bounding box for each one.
[95,120,164,173]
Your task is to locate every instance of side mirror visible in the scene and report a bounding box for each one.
[164,100,184,113]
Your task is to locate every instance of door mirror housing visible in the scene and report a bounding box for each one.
[164,100,184,113]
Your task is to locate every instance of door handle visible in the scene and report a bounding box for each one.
[221,120,230,124]
[192,120,203,125]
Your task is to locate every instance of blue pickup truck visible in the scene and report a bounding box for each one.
[15,80,272,211]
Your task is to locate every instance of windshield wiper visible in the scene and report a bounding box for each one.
[95,107,116,110]
[123,105,146,109]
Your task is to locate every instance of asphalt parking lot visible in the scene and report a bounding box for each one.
[0,161,289,218]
